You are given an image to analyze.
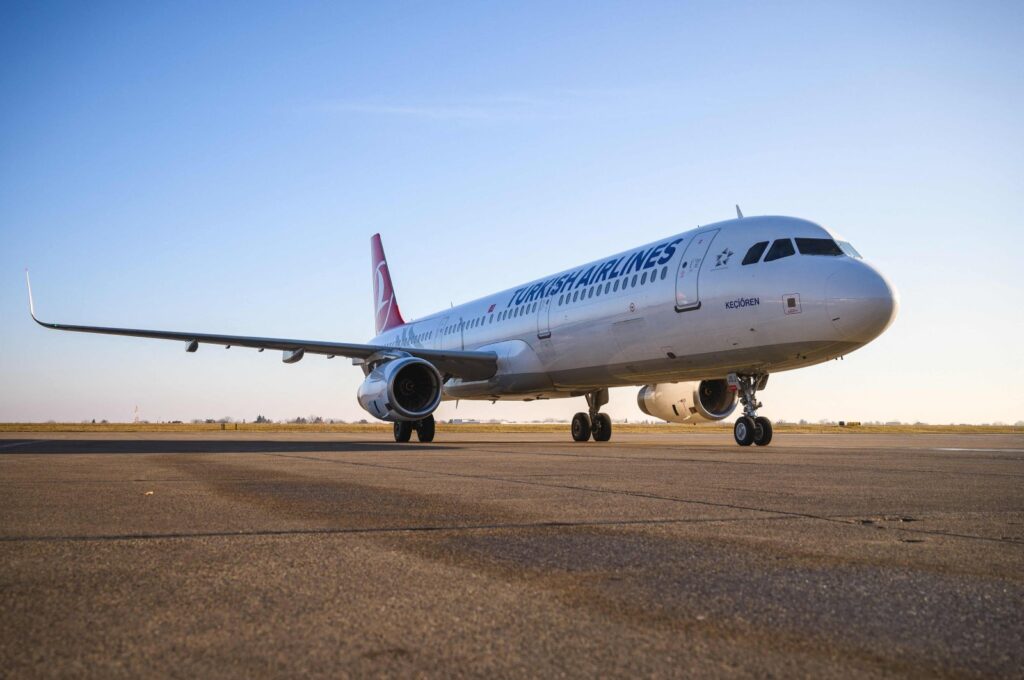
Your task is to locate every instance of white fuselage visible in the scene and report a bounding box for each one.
[370,216,897,400]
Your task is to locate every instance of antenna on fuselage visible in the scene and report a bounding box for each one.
[735,205,744,219]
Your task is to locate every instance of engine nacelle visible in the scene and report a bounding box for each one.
[357,357,443,422]
[637,379,738,424]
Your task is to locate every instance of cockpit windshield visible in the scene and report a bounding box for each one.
[742,236,863,265]
[795,238,843,256]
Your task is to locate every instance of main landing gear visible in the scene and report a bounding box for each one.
[731,373,773,447]
[393,414,435,443]
[571,389,612,442]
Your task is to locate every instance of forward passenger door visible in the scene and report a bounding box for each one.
[675,229,720,312]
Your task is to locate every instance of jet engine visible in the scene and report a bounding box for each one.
[636,379,737,424]
[357,356,443,422]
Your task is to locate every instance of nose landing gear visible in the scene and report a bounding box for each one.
[571,389,612,442]
[731,374,773,447]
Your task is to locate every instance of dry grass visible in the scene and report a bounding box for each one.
[0,422,1020,435]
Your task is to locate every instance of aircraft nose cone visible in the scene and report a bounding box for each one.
[826,263,898,343]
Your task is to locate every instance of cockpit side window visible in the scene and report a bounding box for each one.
[838,241,862,258]
[742,241,769,265]
[764,238,795,262]
[795,238,843,256]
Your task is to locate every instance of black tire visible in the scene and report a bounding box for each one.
[754,416,773,446]
[394,421,413,443]
[571,412,592,442]
[592,413,612,442]
[415,415,436,443]
[734,416,755,446]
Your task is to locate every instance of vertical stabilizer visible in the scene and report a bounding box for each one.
[371,234,406,335]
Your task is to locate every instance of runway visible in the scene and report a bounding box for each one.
[1,431,1022,678]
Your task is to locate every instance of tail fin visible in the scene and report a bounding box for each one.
[371,233,405,335]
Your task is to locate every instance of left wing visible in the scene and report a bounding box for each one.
[25,272,497,382]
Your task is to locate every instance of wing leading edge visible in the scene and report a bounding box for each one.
[25,272,497,382]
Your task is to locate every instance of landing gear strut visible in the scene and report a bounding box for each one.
[731,373,773,447]
[572,389,612,442]
[393,414,435,443]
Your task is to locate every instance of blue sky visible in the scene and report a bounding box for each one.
[2,1,1022,424]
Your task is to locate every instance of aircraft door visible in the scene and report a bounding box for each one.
[674,228,720,311]
[537,298,552,339]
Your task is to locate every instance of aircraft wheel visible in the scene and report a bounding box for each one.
[733,416,756,446]
[394,421,413,443]
[571,412,592,442]
[591,413,612,442]
[753,416,773,446]
[415,415,436,443]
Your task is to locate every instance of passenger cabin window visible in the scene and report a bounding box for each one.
[764,239,795,262]
[795,238,843,256]
[742,241,769,265]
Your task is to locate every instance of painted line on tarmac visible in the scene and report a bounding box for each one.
[0,514,796,544]
[466,445,1024,478]
[933,448,1024,453]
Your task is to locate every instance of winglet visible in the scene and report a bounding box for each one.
[25,269,38,321]
[735,205,744,219]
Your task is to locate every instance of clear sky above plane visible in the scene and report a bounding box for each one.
[1,1,1022,424]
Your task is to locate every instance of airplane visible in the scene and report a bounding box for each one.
[26,211,897,446]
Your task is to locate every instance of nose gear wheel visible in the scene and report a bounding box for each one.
[730,373,773,447]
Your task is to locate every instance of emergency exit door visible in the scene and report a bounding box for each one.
[536,298,552,339]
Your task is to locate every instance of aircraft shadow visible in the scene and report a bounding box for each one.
[0,439,455,455]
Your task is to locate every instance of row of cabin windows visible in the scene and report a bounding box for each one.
[440,301,534,336]
[742,237,856,266]
[558,265,669,306]
[442,315,489,335]
[439,264,672,335]
[436,262,675,333]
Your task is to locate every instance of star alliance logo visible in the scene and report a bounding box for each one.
[715,248,734,267]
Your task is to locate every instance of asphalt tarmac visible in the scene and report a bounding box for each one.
[1,430,1022,678]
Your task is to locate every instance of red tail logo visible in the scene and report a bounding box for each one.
[371,234,405,335]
